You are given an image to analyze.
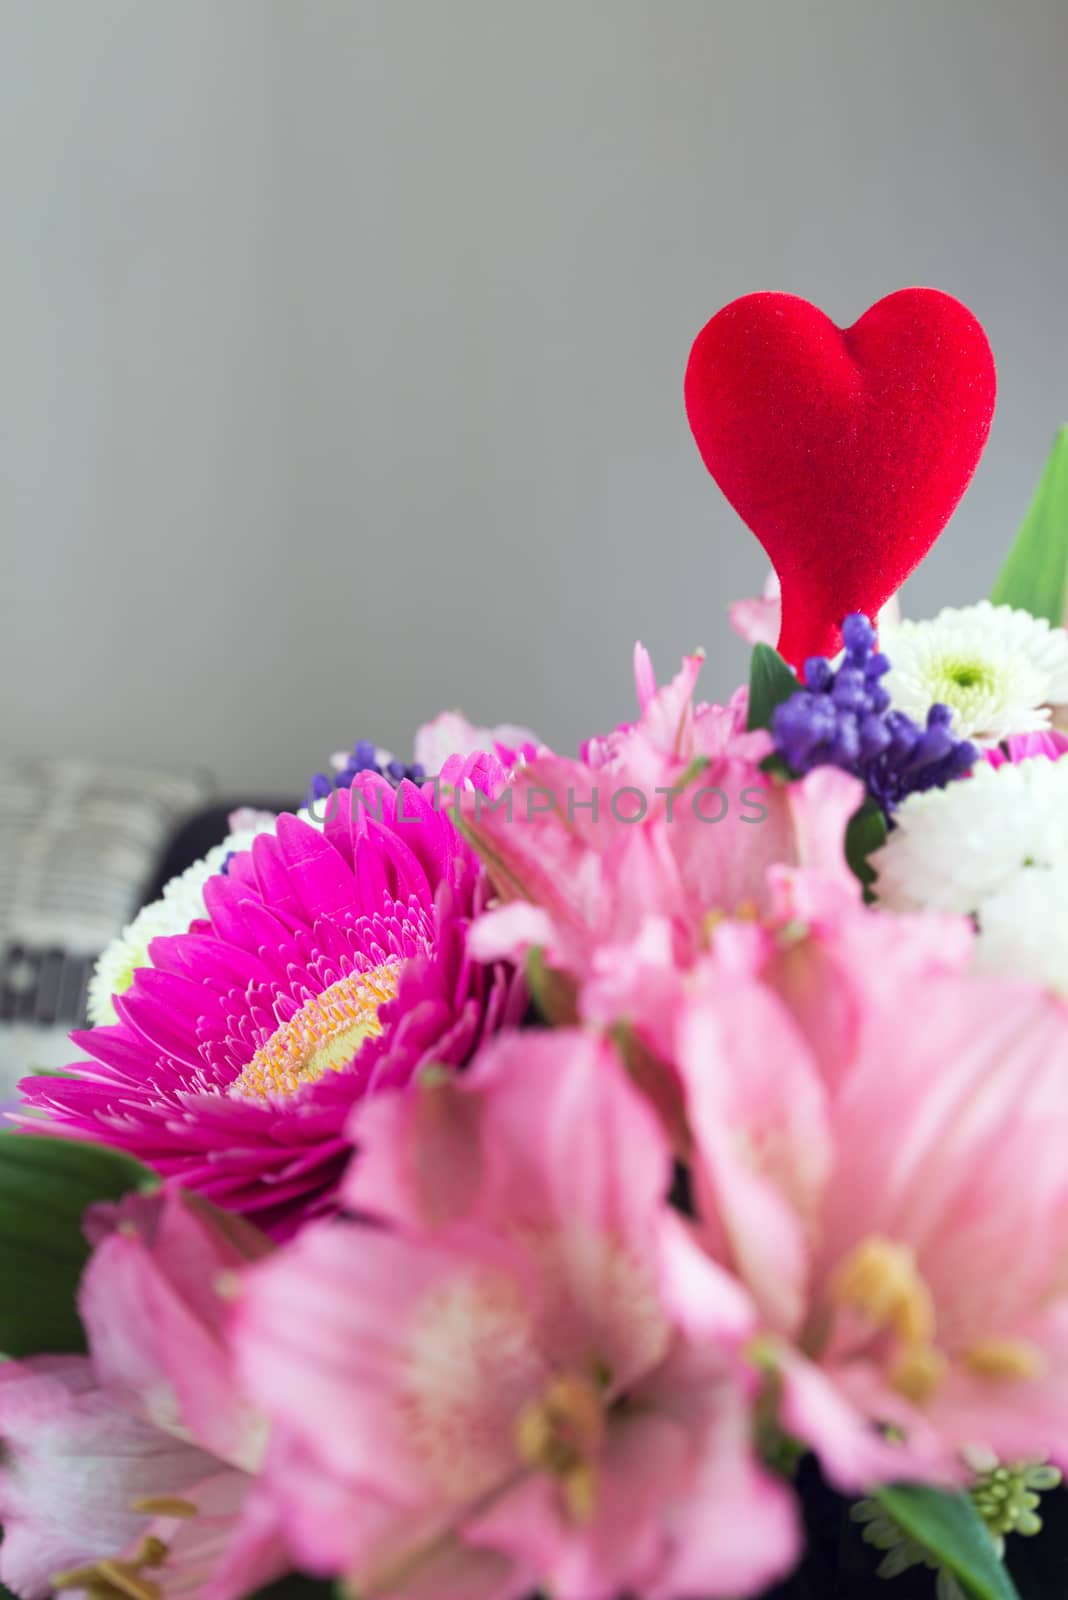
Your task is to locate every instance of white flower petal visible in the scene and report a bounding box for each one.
[881,601,1068,744]
[873,755,1068,991]
[972,867,1068,997]
[86,819,276,1027]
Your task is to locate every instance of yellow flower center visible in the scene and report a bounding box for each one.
[830,1236,935,1345]
[828,1237,1047,1406]
[947,660,994,692]
[515,1372,607,1524]
[829,1235,946,1401]
[230,962,401,1102]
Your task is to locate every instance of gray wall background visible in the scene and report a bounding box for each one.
[3,0,1066,794]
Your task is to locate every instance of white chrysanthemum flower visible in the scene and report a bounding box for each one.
[86,900,181,1028]
[873,755,1068,990]
[873,758,1068,913]
[880,601,1068,744]
[972,867,1068,997]
[87,814,276,1026]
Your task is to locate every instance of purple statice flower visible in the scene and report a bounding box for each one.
[308,739,426,807]
[771,613,978,816]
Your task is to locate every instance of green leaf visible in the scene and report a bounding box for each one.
[845,798,888,898]
[875,1484,1021,1600]
[991,426,1068,625]
[759,751,794,781]
[0,1133,154,1357]
[746,643,798,733]
[525,946,579,1026]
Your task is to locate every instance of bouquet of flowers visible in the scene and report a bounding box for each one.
[6,286,1068,1600]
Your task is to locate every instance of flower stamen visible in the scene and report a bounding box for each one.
[130,1496,198,1518]
[230,961,401,1102]
[965,1338,1046,1384]
[830,1237,936,1346]
[889,1342,947,1404]
[515,1373,606,1523]
[53,1537,168,1600]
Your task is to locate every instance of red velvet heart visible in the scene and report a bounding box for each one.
[684,288,997,666]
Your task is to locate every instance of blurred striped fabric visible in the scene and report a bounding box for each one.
[0,761,210,1101]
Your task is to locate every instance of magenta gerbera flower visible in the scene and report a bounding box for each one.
[18,775,516,1237]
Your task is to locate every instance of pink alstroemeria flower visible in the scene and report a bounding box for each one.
[579,892,976,1098]
[78,1190,272,1472]
[729,569,901,649]
[0,1192,284,1600]
[729,570,784,649]
[464,647,863,997]
[414,711,541,774]
[233,1031,800,1600]
[0,1357,217,1600]
[672,940,1068,1488]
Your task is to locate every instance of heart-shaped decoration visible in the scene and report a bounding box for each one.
[684,288,997,665]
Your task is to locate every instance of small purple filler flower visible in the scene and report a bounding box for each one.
[772,613,977,815]
[308,739,427,806]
